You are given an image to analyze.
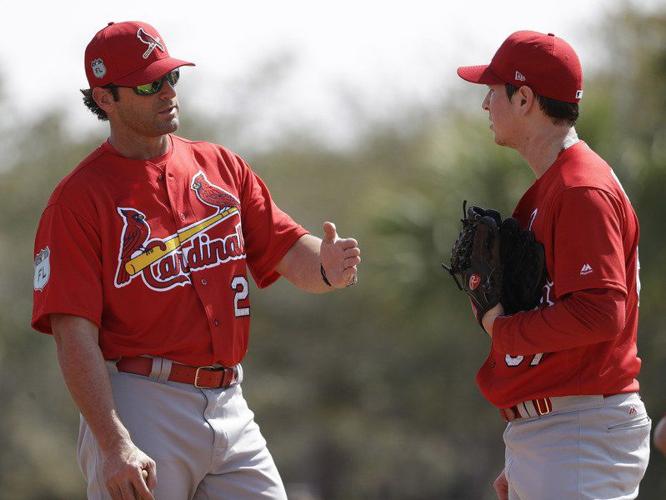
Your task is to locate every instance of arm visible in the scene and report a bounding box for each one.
[654,415,666,456]
[275,221,361,293]
[484,288,625,354]
[51,314,156,499]
[485,188,630,353]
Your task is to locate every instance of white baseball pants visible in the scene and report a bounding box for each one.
[77,360,287,499]
[504,392,651,500]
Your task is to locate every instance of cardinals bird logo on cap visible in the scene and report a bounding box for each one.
[137,27,164,59]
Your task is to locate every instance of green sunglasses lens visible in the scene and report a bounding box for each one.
[135,81,160,95]
[134,69,180,96]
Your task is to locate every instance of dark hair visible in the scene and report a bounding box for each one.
[505,83,578,126]
[80,85,120,121]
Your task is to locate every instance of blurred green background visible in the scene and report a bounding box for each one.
[1,5,665,500]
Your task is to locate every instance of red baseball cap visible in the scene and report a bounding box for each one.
[84,21,195,88]
[457,31,583,103]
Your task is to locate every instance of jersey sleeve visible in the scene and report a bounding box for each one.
[236,157,308,288]
[32,203,103,333]
[493,288,626,355]
[552,187,628,297]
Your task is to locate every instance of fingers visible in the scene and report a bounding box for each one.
[322,221,338,243]
[106,465,155,500]
[144,460,158,490]
[343,246,361,258]
[123,467,154,500]
[342,246,361,269]
[119,483,135,500]
[339,237,358,249]
[493,469,509,500]
[107,484,123,500]
[344,255,361,268]
[342,266,358,284]
[132,473,155,500]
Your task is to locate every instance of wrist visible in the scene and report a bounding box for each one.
[95,417,133,453]
[320,264,332,287]
[482,303,504,337]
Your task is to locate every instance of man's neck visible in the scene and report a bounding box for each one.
[518,126,579,178]
[108,130,170,160]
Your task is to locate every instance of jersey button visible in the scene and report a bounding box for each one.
[213,319,220,327]
[201,279,208,286]
[180,213,186,221]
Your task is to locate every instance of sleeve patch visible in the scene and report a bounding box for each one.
[33,247,51,291]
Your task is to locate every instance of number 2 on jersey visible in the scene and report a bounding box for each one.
[231,276,250,317]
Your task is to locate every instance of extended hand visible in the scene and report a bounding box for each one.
[320,221,361,288]
[102,439,157,499]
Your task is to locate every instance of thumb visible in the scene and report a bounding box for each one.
[322,221,338,243]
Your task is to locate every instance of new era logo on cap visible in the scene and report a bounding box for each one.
[515,70,526,82]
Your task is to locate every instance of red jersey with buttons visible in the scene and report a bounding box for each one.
[32,135,307,366]
[477,142,641,407]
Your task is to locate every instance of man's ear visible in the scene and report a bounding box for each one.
[516,85,536,114]
[92,87,117,115]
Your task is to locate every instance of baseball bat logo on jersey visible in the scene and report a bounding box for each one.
[114,172,244,292]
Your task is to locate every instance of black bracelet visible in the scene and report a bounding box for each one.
[320,264,332,287]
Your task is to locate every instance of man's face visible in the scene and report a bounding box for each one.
[109,74,180,138]
[482,84,516,147]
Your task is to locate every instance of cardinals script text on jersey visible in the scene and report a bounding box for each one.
[115,171,244,291]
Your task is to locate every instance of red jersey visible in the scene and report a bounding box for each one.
[32,135,307,366]
[477,142,641,408]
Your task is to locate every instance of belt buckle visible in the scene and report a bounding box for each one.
[533,397,552,416]
[194,365,223,389]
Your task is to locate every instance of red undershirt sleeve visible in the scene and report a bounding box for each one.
[492,288,626,355]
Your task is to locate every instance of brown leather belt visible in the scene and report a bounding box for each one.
[500,394,619,422]
[116,357,239,389]
[500,397,553,422]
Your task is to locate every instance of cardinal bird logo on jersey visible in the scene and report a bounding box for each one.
[115,208,151,287]
[191,172,240,213]
[113,172,245,292]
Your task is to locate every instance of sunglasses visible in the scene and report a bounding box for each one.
[123,68,181,96]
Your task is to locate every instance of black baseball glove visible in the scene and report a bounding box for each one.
[443,201,547,329]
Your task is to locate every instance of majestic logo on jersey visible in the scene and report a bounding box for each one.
[580,263,593,276]
[136,28,165,59]
[114,172,243,292]
[33,247,51,291]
